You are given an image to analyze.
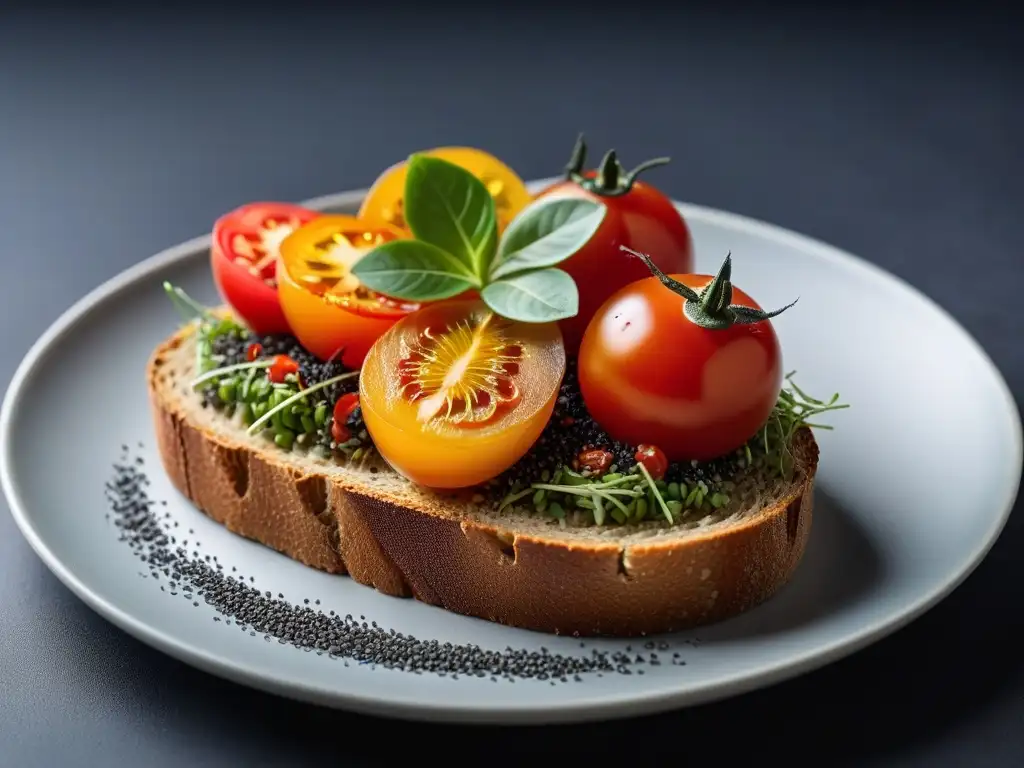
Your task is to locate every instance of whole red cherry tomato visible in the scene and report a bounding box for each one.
[210,202,320,335]
[578,247,797,462]
[532,135,694,353]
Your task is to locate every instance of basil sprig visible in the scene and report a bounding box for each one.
[351,154,606,323]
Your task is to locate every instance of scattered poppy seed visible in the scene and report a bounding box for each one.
[106,446,698,682]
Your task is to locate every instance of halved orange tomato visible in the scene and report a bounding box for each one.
[359,300,566,489]
[277,215,420,368]
[357,147,533,233]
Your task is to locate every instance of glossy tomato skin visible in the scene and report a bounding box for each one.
[211,202,320,336]
[359,300,566,489]
[577,274,783,462]
[532,177,694,353]
[277,215,418,368]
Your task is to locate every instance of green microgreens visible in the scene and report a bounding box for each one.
[163,281,217,324]
[563,133,671,197]
[496,372,843,526]
[190,359,273,390]
[164,281,242,374]
[759,371,849,478]
[246,372,358,435]
[162,282,373,458]
[635,461,673,523]
[350,152,609,324]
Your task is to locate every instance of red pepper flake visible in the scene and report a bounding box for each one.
[267,355,299,384]
[330,393,360,445]
[577,448,613,475]
[330,420,350,445]
[245,343,263,362]
[560,416,576,426]
[333,392,360,424]
[635,444,669,480]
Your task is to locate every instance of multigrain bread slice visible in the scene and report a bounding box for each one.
[147,322,819,637]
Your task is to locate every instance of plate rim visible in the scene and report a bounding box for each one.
[2,181,1021,724]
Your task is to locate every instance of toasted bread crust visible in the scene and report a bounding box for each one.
[147,327,818,636]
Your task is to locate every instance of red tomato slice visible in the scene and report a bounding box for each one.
[210,202,320,335]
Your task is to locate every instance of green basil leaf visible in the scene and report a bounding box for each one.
[490,197,606,280]
[351,239,477,301]
[481,268,579,323]
[404,154,498,279]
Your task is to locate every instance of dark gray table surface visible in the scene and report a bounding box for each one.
[2,4,1021,765]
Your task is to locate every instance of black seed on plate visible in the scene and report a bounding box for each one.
[104,448,691,682]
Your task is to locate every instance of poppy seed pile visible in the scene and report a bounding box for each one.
[106,444,697,683]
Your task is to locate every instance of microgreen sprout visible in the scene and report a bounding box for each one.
[247,372,358,435]
[635,461,673,523]
[760,371,849,478]
[163,281,217,324]
[190,360,273,390]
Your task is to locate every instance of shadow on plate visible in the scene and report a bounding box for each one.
[696,487,885,642]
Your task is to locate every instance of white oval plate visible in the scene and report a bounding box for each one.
[2,183,1020,724]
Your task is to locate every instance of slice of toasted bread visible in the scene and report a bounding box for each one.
[147,322,819,637]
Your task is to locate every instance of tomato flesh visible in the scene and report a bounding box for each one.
[277,215,419,368]
[532,177,694,353]
[211,202,319,335]
[359,300,566,489]
[358,147,533,233]
[578,274,783,462]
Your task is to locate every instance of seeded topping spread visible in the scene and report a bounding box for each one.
[169,265,844,529]
[496,357,741,491]
[193,315,751,522]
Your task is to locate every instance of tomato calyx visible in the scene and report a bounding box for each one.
[621,245,799,330]
[563,133,671,198]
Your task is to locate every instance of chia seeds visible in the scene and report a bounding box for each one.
[492,357,742,494]
[204,328,742,514]
[106,445,697,682]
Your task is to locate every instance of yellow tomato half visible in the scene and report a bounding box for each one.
[358,147,533,233]
[359,300,566,489]
[277,215,420,368]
